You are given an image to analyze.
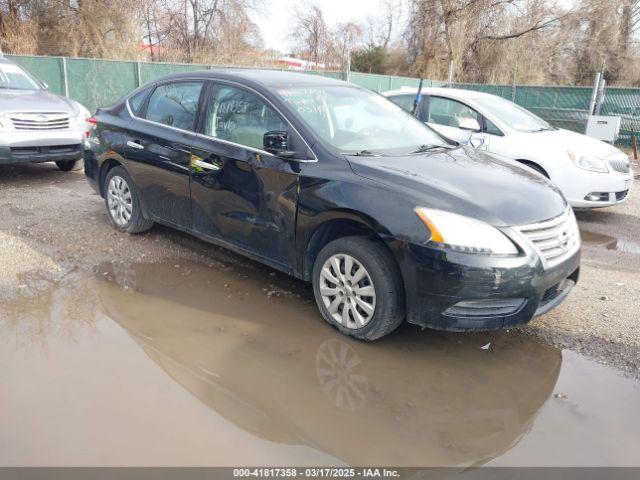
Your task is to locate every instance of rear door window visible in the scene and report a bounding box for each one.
[145,81,204,132]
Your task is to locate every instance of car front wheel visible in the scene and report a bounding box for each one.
[103,166,153,234]
[312,236,405,341]
[55,159,82,171]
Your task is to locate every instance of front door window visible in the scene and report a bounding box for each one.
[427,97,479,129]
[204,85,287,151]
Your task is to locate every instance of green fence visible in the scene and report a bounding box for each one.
[348,71,444,92]
[6,54,446,113]
[5,54,640,147]
[6,54,350,113]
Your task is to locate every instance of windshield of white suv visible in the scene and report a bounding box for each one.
[0,62,42,91]
[276,86,449,155]
[474,96,553,132]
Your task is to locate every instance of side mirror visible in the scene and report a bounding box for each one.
[458,117,481,132]
[264,130,296,158]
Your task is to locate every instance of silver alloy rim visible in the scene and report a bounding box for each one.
[319,253,376,329]
[107,176,133,228]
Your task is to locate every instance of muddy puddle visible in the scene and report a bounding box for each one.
[1,259,639,467]
[581,228,640,255]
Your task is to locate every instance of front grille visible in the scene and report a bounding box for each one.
[9,113,70,131]
[608,156,630,174]
[515,208,580,269]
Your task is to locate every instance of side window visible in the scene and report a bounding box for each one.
[128,87,151,116]
[204,84,287,151]
[145,82,203,131]
[483,116,504,136]
[388,94,415,112]
[428,97,479,129]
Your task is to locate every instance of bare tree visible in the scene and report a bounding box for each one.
[289,2,331,66]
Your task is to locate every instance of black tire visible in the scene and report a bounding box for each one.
[312,236,405,341]
[103,166,153,234]
[55,159,83,171]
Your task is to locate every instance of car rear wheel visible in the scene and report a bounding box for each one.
[104,166,153,234]
[55,159,82,171]
[312,236,405,341]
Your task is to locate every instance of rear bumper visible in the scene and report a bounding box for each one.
[391,240,580,332]
[0,144,83,165]
[83,149,101,194]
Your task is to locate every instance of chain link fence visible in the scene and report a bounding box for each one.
[6,54,640,148]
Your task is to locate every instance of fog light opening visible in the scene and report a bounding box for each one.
[444,298,526,318]
[584,192,610,202]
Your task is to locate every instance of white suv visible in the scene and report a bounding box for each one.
[0,56,89,171]
[384,87,634,208]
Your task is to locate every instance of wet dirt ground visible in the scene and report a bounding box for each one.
[1,162,640,467]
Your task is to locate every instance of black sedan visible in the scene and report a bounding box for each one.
[84,70,580,340]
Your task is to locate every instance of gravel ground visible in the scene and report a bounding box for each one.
[1,161,639,377]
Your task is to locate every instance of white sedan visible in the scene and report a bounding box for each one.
[384,87,634,208]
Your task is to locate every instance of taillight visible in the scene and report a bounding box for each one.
[86,117,97,137]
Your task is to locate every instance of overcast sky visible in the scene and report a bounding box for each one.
[252,0,397,51]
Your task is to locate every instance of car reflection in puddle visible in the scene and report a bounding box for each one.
[95,260,562,467]
[580,229,640,255]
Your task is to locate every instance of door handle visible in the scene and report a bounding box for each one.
[193,159,221,171]
[127,140,144,150]
[172,144,191,154]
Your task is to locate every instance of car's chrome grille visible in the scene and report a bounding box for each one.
[608,156,630,174]
[514,208,580,269]
[9,113,70,131]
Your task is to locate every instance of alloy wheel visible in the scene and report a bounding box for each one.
[319,253,376,329]
[107,176,133,228]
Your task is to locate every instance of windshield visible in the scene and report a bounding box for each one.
[276,86,448,155]
[474,96,551,132]
[0,62,41,91]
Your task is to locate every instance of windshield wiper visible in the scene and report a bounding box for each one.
[530,126,554,132]
[345,150,380,157]
[410,144,456,154]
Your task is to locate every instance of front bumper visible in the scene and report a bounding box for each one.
[0,144,83,164]
[0,129,84,165]
[392,241,580,332]
[552,163,634,208]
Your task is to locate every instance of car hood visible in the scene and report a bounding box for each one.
[515,128,624,160]
[0,89,78,114]
[347,147,567,227]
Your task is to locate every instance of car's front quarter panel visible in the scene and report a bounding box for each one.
[295,159,580,332]
[295,162,434,275]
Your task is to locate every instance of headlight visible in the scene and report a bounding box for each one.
[72,102,91,127]
[567,151,609,173]
[414,207,518,255]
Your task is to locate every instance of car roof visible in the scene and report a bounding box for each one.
[383,86,497,102]
[151,68,349,89]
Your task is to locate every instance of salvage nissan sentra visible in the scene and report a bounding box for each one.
[84,70,580,340]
